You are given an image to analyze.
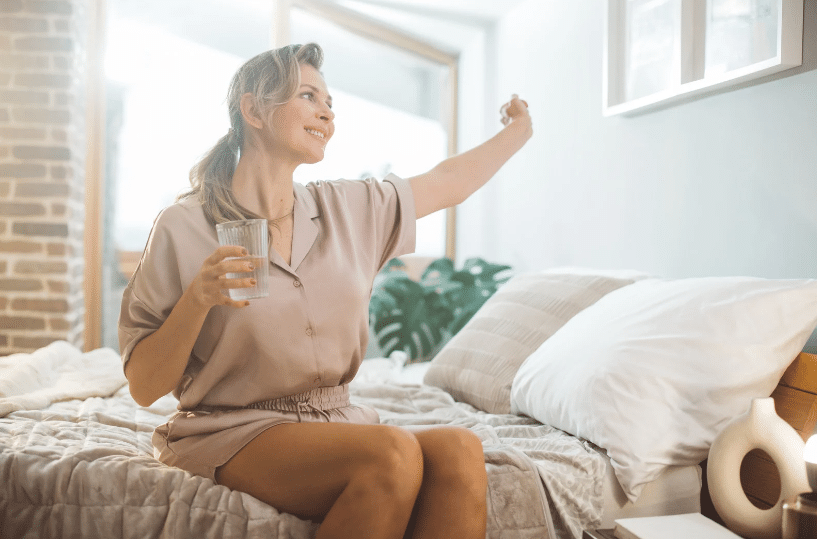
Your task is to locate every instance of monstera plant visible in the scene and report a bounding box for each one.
[368,257,512,363]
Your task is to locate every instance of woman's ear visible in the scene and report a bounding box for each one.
[239,92,265,131]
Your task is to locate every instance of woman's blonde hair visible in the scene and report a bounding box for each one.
[179,43,324,225]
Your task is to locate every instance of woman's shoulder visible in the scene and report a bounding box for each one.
[304,174,406,201]
[155,197,207,225]
[149,197,210,241]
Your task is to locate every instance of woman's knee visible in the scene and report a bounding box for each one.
[354,427,424,501]
[422,428,487,493]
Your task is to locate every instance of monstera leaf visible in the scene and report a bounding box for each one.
[443,258,513,335]
[369,257,512,363]
[369,271,452,361]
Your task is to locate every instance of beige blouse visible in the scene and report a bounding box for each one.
[119,174,416,411]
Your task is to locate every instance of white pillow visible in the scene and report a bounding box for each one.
[510,276,817,502]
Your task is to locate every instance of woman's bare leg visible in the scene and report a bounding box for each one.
[215,422,423,539]
[403,426,488,539]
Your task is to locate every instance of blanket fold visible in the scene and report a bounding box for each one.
[0,341,126,417]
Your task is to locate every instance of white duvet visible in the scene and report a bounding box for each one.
[0,342,605,538]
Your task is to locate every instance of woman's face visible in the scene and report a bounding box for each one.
[268,63,335,166]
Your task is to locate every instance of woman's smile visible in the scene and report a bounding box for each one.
[305,127,327,141]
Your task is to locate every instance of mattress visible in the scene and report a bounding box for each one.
[596,448,702,527]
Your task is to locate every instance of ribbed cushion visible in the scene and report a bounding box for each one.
[423,271,643,414]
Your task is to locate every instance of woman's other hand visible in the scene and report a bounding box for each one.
[188,245,256,309]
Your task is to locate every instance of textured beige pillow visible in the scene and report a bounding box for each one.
[423,270,645,414]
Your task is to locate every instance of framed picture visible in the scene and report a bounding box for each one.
[604,0,803,116]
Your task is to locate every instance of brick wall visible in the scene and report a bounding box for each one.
[0,0,88,355]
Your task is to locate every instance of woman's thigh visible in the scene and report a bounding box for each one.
[215,421,422,521]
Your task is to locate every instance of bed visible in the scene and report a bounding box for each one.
[2,268,817,539]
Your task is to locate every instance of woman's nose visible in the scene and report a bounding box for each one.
[319,107,334,122]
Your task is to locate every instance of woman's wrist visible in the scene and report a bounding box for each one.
[501,115,533,152]
[181,280,216,318]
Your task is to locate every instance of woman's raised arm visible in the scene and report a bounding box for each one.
[408,94,532,219]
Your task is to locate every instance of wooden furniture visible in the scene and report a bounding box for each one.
[702,352,817,521]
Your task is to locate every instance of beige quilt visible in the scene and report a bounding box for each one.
[0,342,605,538]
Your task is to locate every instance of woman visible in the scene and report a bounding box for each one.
[120,43,532,539]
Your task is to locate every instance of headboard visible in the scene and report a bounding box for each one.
[701,352,817,520]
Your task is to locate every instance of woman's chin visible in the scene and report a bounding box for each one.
[301,151,325,165]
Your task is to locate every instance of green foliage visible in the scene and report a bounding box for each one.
[368,257,512,363]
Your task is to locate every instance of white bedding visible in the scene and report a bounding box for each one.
[0,341,127,416]
[0,343,613,539]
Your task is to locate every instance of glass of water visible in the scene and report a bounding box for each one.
[215,219,269,300]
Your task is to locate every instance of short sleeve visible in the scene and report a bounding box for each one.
[375,173,416,270]
[118,207,185,372]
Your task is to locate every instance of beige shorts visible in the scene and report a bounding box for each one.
[152,384,379,483]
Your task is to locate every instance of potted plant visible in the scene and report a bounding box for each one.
[368,257,513,363]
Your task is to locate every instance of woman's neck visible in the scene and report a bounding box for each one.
[231,148,296,220]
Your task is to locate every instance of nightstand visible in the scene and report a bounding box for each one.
[584,513,743,539]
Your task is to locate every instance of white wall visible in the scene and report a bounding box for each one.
[457,0,817,279]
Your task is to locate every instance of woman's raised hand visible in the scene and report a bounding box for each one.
[188,245,256,309]
[499,94,530,127]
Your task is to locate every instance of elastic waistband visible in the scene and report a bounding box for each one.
[246,384,350,412]
[188,384,351,414]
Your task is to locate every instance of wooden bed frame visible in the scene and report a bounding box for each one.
[701,351,817,521]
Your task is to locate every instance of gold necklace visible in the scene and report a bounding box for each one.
[268,207,294,236]
[270,208,293,222]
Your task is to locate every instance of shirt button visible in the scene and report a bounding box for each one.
[305,327,313,336]
[293,280,301,287]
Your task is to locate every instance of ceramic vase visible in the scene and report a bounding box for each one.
[708,397,810,539]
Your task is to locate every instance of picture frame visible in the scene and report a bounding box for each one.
[603,0,803,116]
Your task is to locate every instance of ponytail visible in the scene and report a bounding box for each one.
[180,129,259,225]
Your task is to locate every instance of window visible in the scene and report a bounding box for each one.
[99,0,266,350]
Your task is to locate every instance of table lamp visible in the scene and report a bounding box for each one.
[805,432,817,490]
[781,427,817,539]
